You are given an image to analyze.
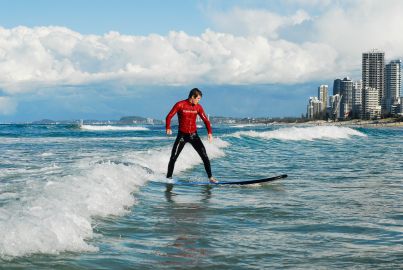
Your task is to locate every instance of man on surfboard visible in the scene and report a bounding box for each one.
[166,88,218,183]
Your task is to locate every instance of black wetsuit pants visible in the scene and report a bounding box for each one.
[167,132,212,178]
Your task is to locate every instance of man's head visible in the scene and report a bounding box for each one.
[188,88,202,105]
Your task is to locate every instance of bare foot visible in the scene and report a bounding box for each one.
[209,177,219,183]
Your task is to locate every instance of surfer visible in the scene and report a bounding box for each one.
[166,88,218,183]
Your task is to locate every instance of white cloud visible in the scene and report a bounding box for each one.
[0,97,17,114]
[206,0,403,78]
[0,25,337,93]
[313,0,403,60]
[0,0,402,94]
[208,7,311,38]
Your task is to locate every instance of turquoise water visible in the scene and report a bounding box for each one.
[0,124,402,269]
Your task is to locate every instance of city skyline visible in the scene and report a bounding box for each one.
[1,1,403,121]
[307,49,402,120]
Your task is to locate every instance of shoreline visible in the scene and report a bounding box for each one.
[300,119,403,128]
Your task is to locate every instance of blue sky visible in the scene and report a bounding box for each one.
[0,1,207,36]
[0,0,402,121]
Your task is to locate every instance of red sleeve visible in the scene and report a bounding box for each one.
[166,102,180,130]
[198,105,212,134]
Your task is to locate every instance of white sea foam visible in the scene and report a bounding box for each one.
[0,136,168,144]
[0,137,229,259]
[232,126,367,141]
[229,124,267,128]
[39,152,54,157]
[80,125,149,131]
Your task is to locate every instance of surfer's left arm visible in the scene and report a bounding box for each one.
[198,105,213,142]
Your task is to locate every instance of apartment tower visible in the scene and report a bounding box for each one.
[318,85,328,114]
[362,50,385,115]
[385,60,402,114]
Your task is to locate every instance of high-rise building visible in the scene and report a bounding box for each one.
[353,80,362,92]
[385,60,402,115]
[362,87,381,119]
[329,94,342,120]
[307,97,322,119]
[362,49,385,114]
[340,77,353,118]
[333,79,342,95]
[352,80,363,118]
[318,85,328,114]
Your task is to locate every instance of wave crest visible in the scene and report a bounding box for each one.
[232,126,367,141]
[80,125,149,131]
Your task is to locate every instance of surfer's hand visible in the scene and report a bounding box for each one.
[166,129,172,135]
[208,133,213,142]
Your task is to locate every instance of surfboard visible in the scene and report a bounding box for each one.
[159,174,287,186]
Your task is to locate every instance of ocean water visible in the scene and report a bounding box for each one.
[0,123,402,269]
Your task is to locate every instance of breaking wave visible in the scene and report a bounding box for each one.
[0,138,229,259]
[232,126,367,141]
[80,125,149,131]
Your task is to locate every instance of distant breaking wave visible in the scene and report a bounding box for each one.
[229,124,267,128]
[232,126,367,141]
[80,125,149,131]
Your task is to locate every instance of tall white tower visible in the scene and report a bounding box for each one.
[318,85,328,114]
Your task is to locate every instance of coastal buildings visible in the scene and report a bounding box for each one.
[362,50,385,116]
[306,49,402,120]
[327,77,353,120]
[307,86,328,119]
[385,60,402,115]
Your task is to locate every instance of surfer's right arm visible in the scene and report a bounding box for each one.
[166,102,180,135]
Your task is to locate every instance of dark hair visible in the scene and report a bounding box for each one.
[188,88,202,99]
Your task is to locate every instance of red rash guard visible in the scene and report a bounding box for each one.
[166,99,212,134]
